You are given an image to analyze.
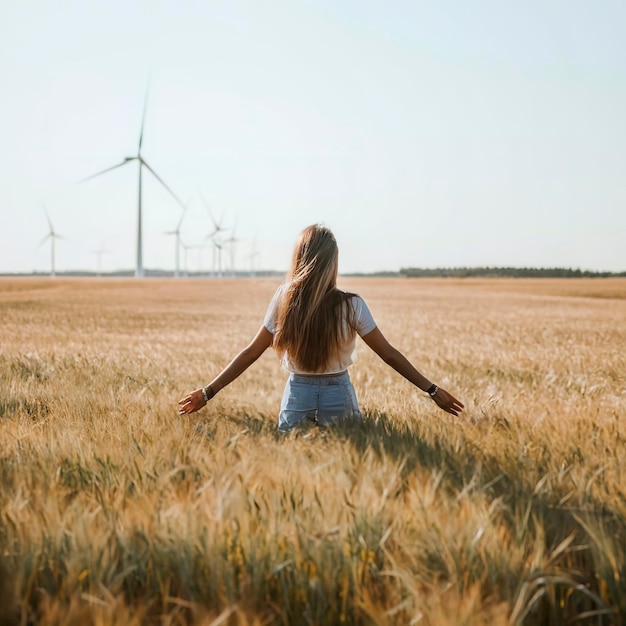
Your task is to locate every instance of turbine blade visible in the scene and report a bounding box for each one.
[199,192,221,229]
[176,202,189,230]
[138,79,150,152]
[141,159,186,210]
[42,203,53,231]
[37,233,51,247]
[80,158,135,183]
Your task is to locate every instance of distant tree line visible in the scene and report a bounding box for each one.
[4,267,624,279]
[398,267,626,278]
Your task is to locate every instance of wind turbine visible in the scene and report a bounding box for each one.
[200,194,226,278]
[210,238,224,278]
[164,202,189,278]
[38,206,62,278]
[248,237,260,277]
[93,241,111,276]
[180,238,193,277]
[82,87,186,277]
[199,193,226,239]
[224,220,239,277]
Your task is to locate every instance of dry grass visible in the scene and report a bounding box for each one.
[1,276,625,625]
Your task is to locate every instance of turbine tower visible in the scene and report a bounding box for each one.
[224,220,239,276]
[180,238,192,277]
[248,237,260,277]
[82,87,186,277]
[38,205,62,278]
[164,203,189,278]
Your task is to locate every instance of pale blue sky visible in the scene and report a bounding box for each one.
[1,0,624,274]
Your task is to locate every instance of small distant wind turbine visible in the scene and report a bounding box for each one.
[248,237,260,277]
[199,193,226,240]
[164,202,189,278]
[93,242,111,276]
[180,238,192,277]
[180,239,205,277]
[224,220,239,276]
[211,238,224,278]
[81,85,186,278]
[200,195,227,278]
[197,242,211,277]
[38,206,62,278]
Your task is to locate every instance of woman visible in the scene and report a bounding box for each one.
[178,225,463,429]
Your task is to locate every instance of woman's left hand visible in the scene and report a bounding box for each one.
[178,389,207,415]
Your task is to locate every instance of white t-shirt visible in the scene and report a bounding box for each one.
[263,284,377,374]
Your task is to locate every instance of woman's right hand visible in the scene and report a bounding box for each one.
[432,388,464,416]
[178,389,207,415]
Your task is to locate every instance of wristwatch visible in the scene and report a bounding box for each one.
[426,383,439,397]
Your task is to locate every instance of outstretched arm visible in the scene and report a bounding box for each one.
[178,325,273,415]
[360,327,464,416]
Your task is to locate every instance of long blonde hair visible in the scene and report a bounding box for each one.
[274,225,356,372]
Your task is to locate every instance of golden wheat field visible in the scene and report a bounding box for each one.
[1,276,626,626]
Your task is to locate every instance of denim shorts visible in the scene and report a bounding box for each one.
[278,371,362,432]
